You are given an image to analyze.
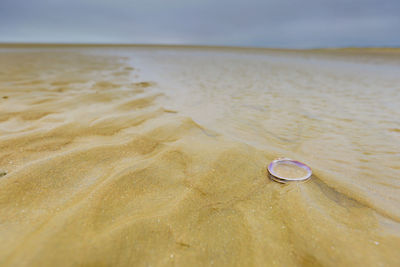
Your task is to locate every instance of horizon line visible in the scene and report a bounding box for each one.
[0,42,399,51]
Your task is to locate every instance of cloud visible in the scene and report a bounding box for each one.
[0,0,399,47]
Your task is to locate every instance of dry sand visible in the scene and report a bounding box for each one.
[0,46,399,266]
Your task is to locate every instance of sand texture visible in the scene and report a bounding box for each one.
[0,47,400,266]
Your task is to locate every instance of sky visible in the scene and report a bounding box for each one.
[0,0,399,48]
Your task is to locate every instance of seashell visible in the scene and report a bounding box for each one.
[268,158,312,183]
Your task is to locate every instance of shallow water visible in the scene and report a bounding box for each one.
[0,46,399,266]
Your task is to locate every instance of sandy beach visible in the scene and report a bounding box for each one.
[0,46,399,266]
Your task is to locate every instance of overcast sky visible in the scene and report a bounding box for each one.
[0,0,399,48]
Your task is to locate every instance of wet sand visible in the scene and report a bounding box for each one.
[0,46,399,266]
